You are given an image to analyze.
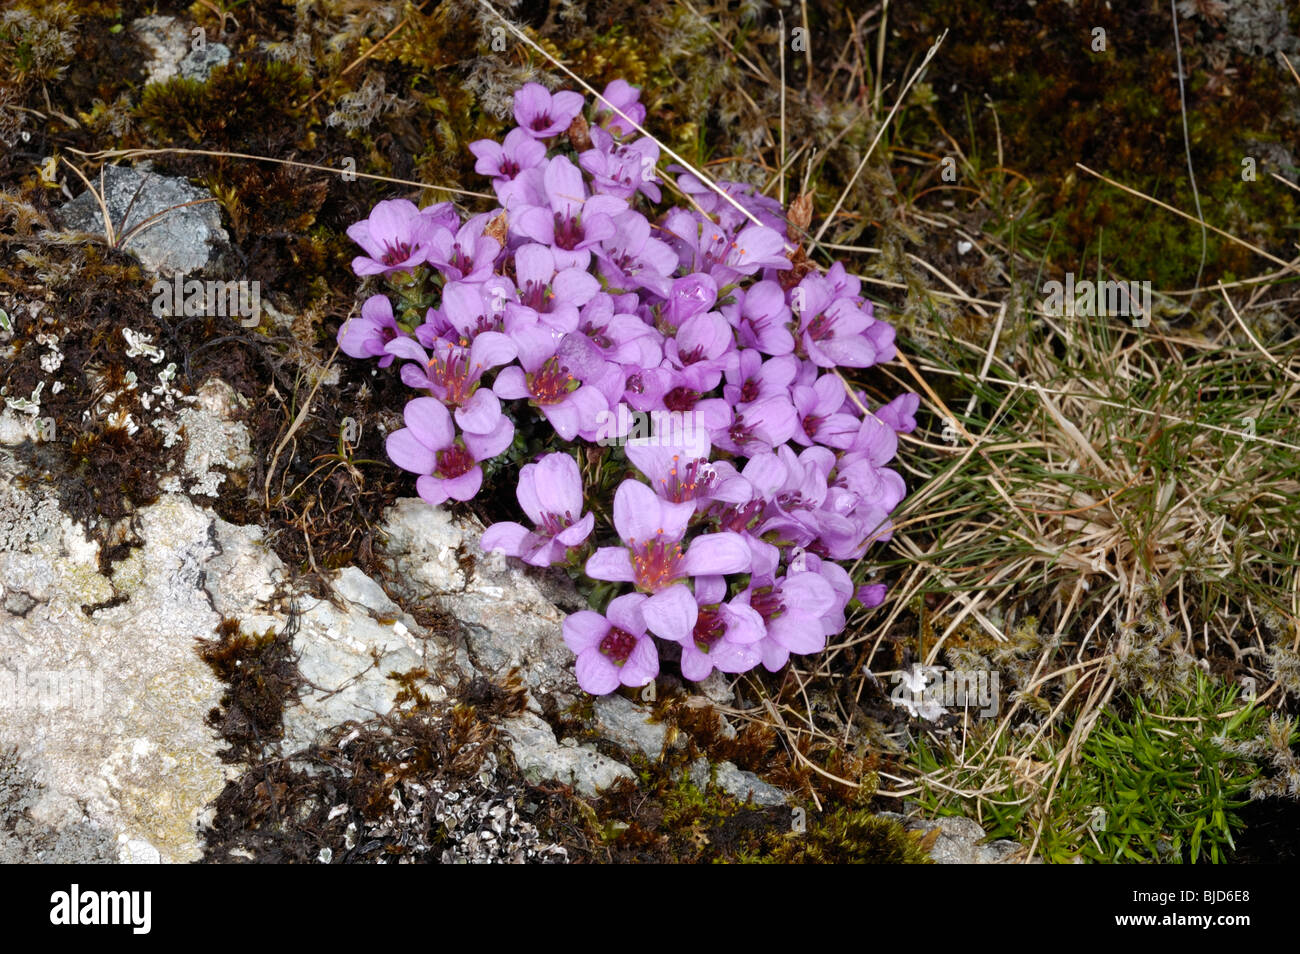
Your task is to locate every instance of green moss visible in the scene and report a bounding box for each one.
[746,805,934,864]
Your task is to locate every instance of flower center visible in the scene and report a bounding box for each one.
[381,241,413,266]
[728,413,755,446]
[537,511,575,536]
[663,386,700,413]
[529,356,577,405]
[628,534,685,593]
[598,626,638,665]
[436,444,475,480]
[716,499,763,533]
[660,456,716,503]
[806,311,834,341]
[692,607,726,654]
[740,378,759,403]
[750,585,785,621]
[581,321,613,350]
[429,346,478,405]
[553,213,584,251]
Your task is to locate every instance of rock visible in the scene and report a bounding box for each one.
[179,42,230,81]
[1222,0,1297,57]
[592,694,668,760]
[57,164,228,276]
[379,499,580,707]
[201,514,454,755]
[688,758,789,807]
[0,749,116,863]
[158,379,253,497]
[500,712,634,798]
[878,811,1024,864]
[694,671,735,705]
[0,489,230,864]
[132,16,191,86]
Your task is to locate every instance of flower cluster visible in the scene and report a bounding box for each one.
[340,80,916,695]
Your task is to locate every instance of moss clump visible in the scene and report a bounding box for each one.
[197,617,301,764]
[749,801,934,865]
[136,58,311,151]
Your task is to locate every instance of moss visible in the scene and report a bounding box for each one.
[197,617,301,764]
[891,0,1300,288]
[747,798,934,864]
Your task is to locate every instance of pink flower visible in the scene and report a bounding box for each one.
[338,294,404,368]
[593,79,646,136]
[480,453,594,567]
[563,593,659,694]
[585,480,751,614]
[513,82,585,139]
[347,199,439,276]
[385,397,513,506]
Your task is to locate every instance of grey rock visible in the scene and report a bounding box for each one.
[200,514,453,755]
[57,164,228,276]
[1222,0,1297,57]
[500,712,634,798]
[132,16,190,86]
[332,566,402,617]
[688,758,789,807]
[0,489,229,864]
[878,811,1024,864]
[694,671,735,705]
[179,42,230,81]
[0,748,117,863]
[593,694,668,760]
[379,499,580,707]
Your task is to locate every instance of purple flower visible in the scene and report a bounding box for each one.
[625,434,749,508]
[662,273,718,331]
[579,127,661,201]
[663,311,734,391]
[793,273,878,368]
[513,156,626,270]
[671,168,789,234]
[424,212,501,283]
[736,541,839,671]
[710,394,798,456]
[470,128,547,182]
[492,323,608,441]
[622,366,732,434]
[676,575,765,680]
[420,201,462,233]
[722,350,798,406]
[726,280,795,356]
[513,82,585,139]
[338,294,403,367]
[562,593,659,694]
[347,199,440,276]
[387,330,516,408]
[591,211,679,297]
[593,79,646,137]
[575,294,664,367]
[513,243,600,334]
[792,374,861,448]
[480,453,594,567]
[662,209,790,283]
[585,479,751,596]
[874,392,920,434]
[855,582,888,608]
[385,397,513,505]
